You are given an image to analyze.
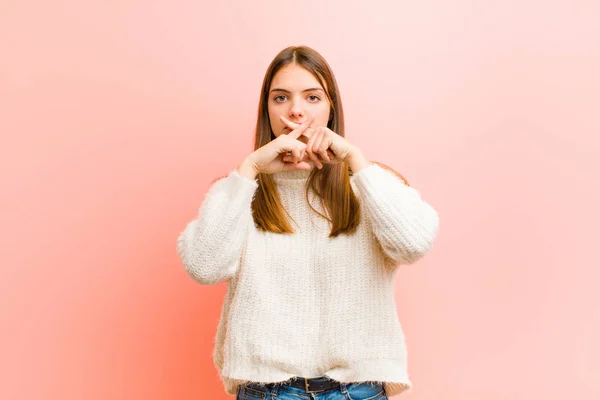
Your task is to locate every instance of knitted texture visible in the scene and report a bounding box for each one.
[177,164,439,397]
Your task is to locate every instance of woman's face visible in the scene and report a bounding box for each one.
[268,63,331,138]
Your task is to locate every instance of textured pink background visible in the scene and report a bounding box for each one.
[1,1,599,399]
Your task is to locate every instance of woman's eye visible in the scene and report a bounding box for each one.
[273,94,320,102]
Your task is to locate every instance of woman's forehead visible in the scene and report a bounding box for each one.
[270,64,326,91]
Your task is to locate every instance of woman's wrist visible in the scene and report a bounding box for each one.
[237,156,259,180]
[346,146,370,173]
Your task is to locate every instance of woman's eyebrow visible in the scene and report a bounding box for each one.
[270,88,324,93]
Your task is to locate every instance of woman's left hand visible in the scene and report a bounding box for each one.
[280,115,355,169]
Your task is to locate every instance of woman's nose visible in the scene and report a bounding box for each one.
[289,100,304,119]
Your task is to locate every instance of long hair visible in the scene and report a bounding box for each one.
[250,46,357,237]
[251,46,408,237]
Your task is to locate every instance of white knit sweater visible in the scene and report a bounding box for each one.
[177,163,439,397]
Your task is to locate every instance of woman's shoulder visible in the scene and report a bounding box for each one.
[350,161,410,186]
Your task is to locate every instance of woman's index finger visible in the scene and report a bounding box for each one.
[288,117,315,139]
[279,115,299,130]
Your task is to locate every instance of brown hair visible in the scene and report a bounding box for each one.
[250,46,408,237]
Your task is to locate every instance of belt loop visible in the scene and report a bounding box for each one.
[271,382,280,398]
[339,382,348,394]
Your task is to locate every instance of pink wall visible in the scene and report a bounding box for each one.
[1,1,599,399]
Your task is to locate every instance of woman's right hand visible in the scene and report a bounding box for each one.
[237,117,314,179]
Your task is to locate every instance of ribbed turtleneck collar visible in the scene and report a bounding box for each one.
[272,166,315,186]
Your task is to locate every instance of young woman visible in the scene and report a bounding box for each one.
[177,45,439,399]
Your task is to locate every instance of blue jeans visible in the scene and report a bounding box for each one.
[236,379,388,400]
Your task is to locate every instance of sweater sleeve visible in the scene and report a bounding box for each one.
[176,169,258,284]
[352,163,439,265]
